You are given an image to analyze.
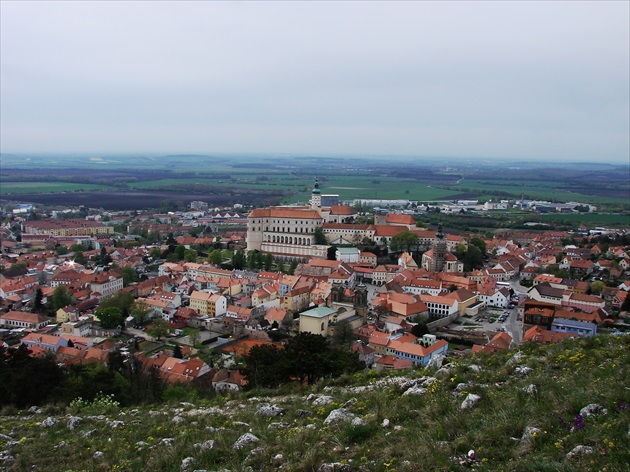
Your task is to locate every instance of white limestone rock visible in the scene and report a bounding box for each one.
[181,457,195,471]
[521,426,541,443]
[66,416,82,430]
[523,384,538,394]
[312,396,333,406]
[324,408,359,425]
[233,433,259,450]
[460,394,481,410]
[317,463,352,472]
[506,351,524,366]
[579,403,608,418]
[257,404,284,417]
[402,386,427,396]
[40,417,57,427]
[514,366,532,376]
[194,440,216,450]
[426,354,445,370]
[566,445,594,460]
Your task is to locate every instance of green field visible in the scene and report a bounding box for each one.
[447,179,628,205]
[2,155,627,211]
[282,176,457,203]
[125,175,457,202]
[0,182,113,195]
[540,212,630,227]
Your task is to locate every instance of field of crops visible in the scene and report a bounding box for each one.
[449,179,628,205]
[124,175,458,202]
[0,182,112,195]
[539,213,630,226]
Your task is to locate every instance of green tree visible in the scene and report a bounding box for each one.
[232,249,245,270]
[150,248,161,260]
[172,344,183,359]
[240,344,290,388]
[0,344,64,408]
[621,294,630,313]
[263,253,273,271]
[314,227,327,245]
[457,243,467,261]
[590,281,605,295]
[207,249,223,265]
[95,307,124,329]
[147,318,169,341]
[33,288,44,310]
[184,249,197,262]
[469,237,487,256]
[332,319,355,346]
[70,243,85,253]
[411,319,430,338]
[99,291,135,317]
[130,300,151,325]
[284,332,334,385]
[73,251,87,265]
[52,285,73,311]
[327,245,338,260]
[247,250,257,270]
[288,260,299,275]
[462,245,484,271]
[147,230,161,244]
[253,251,262,269]
[174,245,186,260]
[390,231,419,252]
[121,267,138,287]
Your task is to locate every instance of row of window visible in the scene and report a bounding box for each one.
[264,236,313,245]
[266,227,314,233]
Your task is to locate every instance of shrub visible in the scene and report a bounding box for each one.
[68,392,120,415]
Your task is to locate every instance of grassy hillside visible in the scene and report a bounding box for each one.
[1,335,628,471]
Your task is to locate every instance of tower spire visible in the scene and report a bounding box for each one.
[310,177,322,208]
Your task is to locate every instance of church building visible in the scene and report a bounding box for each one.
[421,224,464,273]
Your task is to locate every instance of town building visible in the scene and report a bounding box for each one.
[246,179,357,258]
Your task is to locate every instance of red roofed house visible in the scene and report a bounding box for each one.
[375,355,414,372]
[471,332,513,354]
[265,307,292,326]
[1,311,51,330]
[522,325,578,344]
[386,337,449,367]
[212,369,247,392]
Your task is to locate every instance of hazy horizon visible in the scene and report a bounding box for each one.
[1,2,628,163]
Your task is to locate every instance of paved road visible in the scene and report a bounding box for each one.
[504,306,523,345]
[508,278,529,296]
[123,327,155,342]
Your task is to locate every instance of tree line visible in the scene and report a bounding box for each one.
[0,344,176,408]
[239,332,363,389]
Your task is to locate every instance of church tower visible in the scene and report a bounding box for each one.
[310,177,322,209]
[354,283,368,321]
[430,223,447,273]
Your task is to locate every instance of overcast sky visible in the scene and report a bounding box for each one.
[1,1,628,163]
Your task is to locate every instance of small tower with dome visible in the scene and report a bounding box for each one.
[310,177,322,209]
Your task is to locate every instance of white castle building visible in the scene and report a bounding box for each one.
[246,180,357,258]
